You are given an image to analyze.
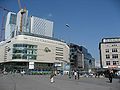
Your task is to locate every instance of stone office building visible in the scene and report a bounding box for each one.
[99,38,120,69]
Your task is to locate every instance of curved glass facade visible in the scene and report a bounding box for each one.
[12,44,37,60]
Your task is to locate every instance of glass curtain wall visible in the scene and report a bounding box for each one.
[12,44,37,60]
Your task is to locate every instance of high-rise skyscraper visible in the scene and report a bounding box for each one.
[16,9,28,33]
[3,9,54,41]
[30,16,53,37]
[5,12,17,40]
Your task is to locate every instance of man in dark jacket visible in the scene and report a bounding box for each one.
[108,70,113,83]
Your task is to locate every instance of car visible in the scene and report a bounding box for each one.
[117,71,120,76]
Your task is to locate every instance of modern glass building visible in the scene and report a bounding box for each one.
[16,9,28,33]
[4,9,54,41]
[79,46,95,71]
[5,12,17,40]
[69,43,95,71]
[30,16,53,37]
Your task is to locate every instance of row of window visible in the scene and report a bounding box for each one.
[70,48,77,52]
[12,54,37,60]
[105,48,118,53]
[55,57,63,60]
[56,47,63,51]
[12,44,37,60]
[55,47,64,58]
[106,54,118,59]
[106,61,119,65]
[56,52,63,56]
[13,44,37,49]
[13,49,37,55]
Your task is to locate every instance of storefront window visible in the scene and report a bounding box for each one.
[12,44,37,60]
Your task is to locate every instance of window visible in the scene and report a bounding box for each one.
[106,61,110,65]
[56,47,63,51]
[12,54,21,59]
[12,44,37,60]
[106,54,110,59]
[113,61,116,65]
[105,49,109,53]
[112,44,117,46]
[56,52,63,56]
[113,61,119,65]
[112,54,118,59]
[9,14,16,24]
[117,61,119,65]
[55,57,63,60]
[112,48,118,52]
[22,55,27,59]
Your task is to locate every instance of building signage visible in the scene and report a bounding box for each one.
[103,38,120,43]
[44,47,51,52]
[29,62,34,69]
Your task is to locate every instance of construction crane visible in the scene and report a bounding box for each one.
[0,6,12,41]
[0,6,11,12]
[18,0,27,32]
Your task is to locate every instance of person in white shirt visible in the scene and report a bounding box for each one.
[50,74,55,83]
[74,71,77,80]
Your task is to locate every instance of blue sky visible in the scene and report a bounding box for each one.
[0,0,120,60]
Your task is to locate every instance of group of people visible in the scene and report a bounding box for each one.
[49,69,119,83]
[49,70,80,83]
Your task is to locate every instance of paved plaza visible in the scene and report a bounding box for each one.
[0,74,120,90]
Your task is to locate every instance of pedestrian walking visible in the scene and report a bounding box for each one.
[108,69,113,83]
[77,71,80,79]
[74,71,77,80]
[50,74,55,83]
[21,70,25,76]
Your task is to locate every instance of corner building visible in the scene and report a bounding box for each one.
[0,33,69,72]
[69,43,84,71]
[99,38,120,69]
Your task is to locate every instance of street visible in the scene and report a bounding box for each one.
[0,74,120,90]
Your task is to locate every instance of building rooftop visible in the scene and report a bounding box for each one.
[18,31,65,43]
[102,37,120,43]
